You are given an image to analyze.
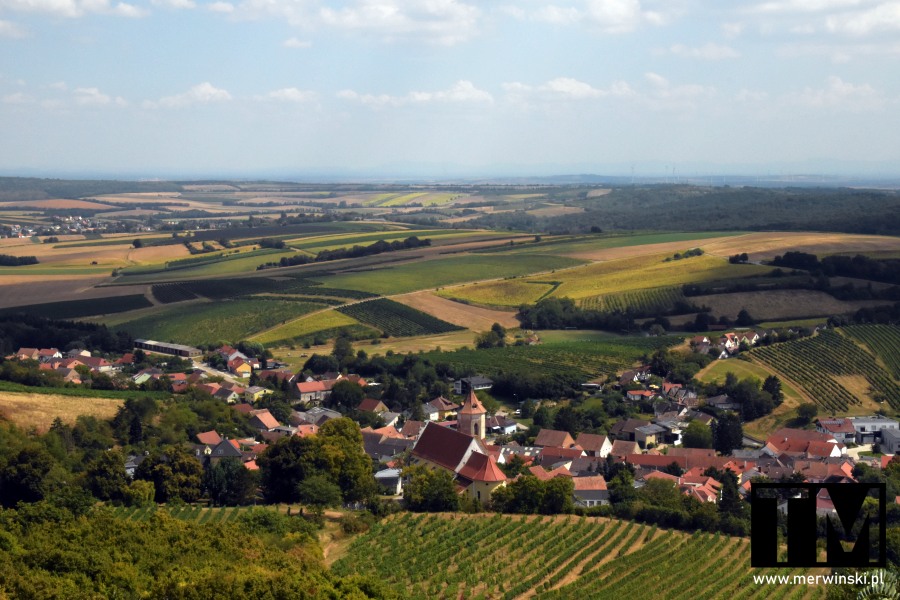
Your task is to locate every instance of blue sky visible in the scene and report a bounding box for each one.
[1,0,899,178]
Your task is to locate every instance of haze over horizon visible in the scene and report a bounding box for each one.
[2,0,899,178]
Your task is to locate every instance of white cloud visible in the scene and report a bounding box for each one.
[151,0,196,8]
[825,2,900,34]
[283,37,311,48]
[721,21,744,37]
[2,92,32,104]
[749,0,869,14]
[0,0,146,18]
[49,81,68,90]
[319,0,480,45]
[207,1,232,11]
[532,5,581,24]
[339,80,492,108]
[641,72,715,109]
[259,87,315,102]
[787,75,883,109]
[144,82,232,108]
[0,19,27,38]
[520,0,667,33]
[74,86,127,106]
[669,42,741,59]
[502,77,635,105]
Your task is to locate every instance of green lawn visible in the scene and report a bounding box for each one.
[325,254,584,296]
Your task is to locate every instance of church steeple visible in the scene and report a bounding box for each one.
[458,389,487,439]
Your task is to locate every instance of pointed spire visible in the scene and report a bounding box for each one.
[459,389,486,415]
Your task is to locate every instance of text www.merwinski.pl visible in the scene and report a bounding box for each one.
[752,572,885,586]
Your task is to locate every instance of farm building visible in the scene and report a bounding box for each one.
[134,339,202,358]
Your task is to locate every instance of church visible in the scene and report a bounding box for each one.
[409,390,506,505]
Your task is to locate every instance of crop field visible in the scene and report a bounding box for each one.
[286,229,481,252]
[418,336,680,381]
[149,277,377,303]
[112,298,327,345]
[251,309,366,345]
[438,280,553,308]
[0,293,153,319]
[333,513,825,600]
[692,290,883,321]
[844,324,900,379]
[325,254,584,296]
[337,298,463,337]
[578,286,685,315]
[751,329,900,413]
[703,232,900,261]
[482,232,743,259]
[394,292,520,330]
[0,390,123,433]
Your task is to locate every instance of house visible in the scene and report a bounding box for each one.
[626,389,655,402]
[453,376,493,395]
[609,440,641,460]
[572,476,609,507]
[196,430,223,446]
[410,422,506,506]
[294,379,335,404]
[374,468,403,495]
[292,407,342,427]
[533,429,576,449]
[358,398,389,414]
[244,386,272,403]
[381,412,401,428]
[625,453,687,472]
[528,465,572,481]
[706,394,741,412]
[228,357,252,378]
[213,388,241,404]
[486,415,518,436]
[208,439,243,465]
[882,428,900,454]
[576,433,612,458]
[634,424,666,448]
[400,420,426,439]
[421,396,461,421]
[538,446,585,469]
[764,428,846,458]
[362,429,415,463]
[249,409,280,432]
[37,348,63,361]
[610,418,651,442]
[815,417,857,445]
[848,416,900,444]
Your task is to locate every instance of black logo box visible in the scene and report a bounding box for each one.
[751,482,886,568]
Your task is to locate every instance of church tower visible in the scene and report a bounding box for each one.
[458,389,487,439]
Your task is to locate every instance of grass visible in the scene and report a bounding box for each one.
[479,231,745,257]
[325,254,584,296]
[110,298,327,345]
[438,280,553,307]
[115,250,298,283]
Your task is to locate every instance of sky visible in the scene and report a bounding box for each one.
[1,0,899,179]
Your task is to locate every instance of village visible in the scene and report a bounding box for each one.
[7,323,896,522]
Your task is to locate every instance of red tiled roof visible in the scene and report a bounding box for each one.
[573,475,607,491]
[401,420,425,438]
[358,398,386,412]
[295,380,333,393]
[575,433,610,453]
[412,422,480,472]
[534,429,575,448]
[458,452,506,483]
[196,430,222,446]
[232,403,254,414]
[250,409,280,430]
[609,440,640,456]
[528,465,572,481]
[626,454,687,468]
[816,418,856,434]
[458,390,486,416]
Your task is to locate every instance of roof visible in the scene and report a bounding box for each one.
[534,429,575,448]
[816,418,856,434]
[196,430,222,446]
[249,409,280,430]
[401,420,426,438]
[358,398,387,412]
[411,422,481,472]
[573,475,607,491]
[458,452,506,483]
[426,396,460,412]
[609,440,640,456]
[458,389,486,416]
[528,465,572,481]
[295,380,333,394]
[626,454,687,469]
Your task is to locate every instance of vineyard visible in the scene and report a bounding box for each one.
[751,329,900,413]
[0,294,153,319]
[149,277,377,303]
[577,286,685,315]
[332,512,825,600]
[419,336,680,381]
[844,324,900,379]
[338,298,464,337]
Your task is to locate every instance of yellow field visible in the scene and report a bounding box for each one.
[438,279,554,307]
[394,292,520,330]
[0,392,123,433]
[251,309,360,344]
[703,232,900,261]
[2,198,114,210]
[564,235,739,262]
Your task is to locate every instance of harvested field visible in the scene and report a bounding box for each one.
[0,198,114,210]
[693,290,886,320]
[586,188,612,197]
[393,292,520,331]
[128,244,192,264]
[563,234,740,261]
[0,392,122,433]
[703,232,900,261]
[0,278,147,310]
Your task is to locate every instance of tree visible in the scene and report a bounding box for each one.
[134,445,203,503]
[0,446,57,507]
[332,335,354,369]
[797,402,818,424]
[607,468,636,504]
[682,420,713,449]
[316,418,376,503]
[132,238,144,248]
[297,474,343,512]
[257,435,321,503]
[327,379,365,412]
[402,465,459,512]
[541,476,574,514]
[762,375,784,406]
[712,412,743,454]
[85,450,129,502]
[736,308,755,327]
[203,457,258,506]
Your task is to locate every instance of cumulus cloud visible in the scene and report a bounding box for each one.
[515,0,667,33]
[144,82,232,108]
[319,0,480,45]
[283,37,311,48]
[151,0,196,8]
[74,86,127,106]
[339,80,492,108]
[787,75,883,109]
[0,19,27,38]
[669,42,741,59]
[825,2,900,34]
[207,1,233,11]
[748,0,869,14]
[0,0,146,18]
[258,87,315,102]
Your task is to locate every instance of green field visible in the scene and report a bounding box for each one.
[285,229,453,251]
[333,512,824,600]
[325,254,584,296]
[697,359,805,405]
[446,253,769,308]
[478,231,745,257]
[117,250,298,283]
[0,294,153,319]
[337,298,463,337]
[438,280,553,307]
[111,298,327,345]
[251,309,367,345]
